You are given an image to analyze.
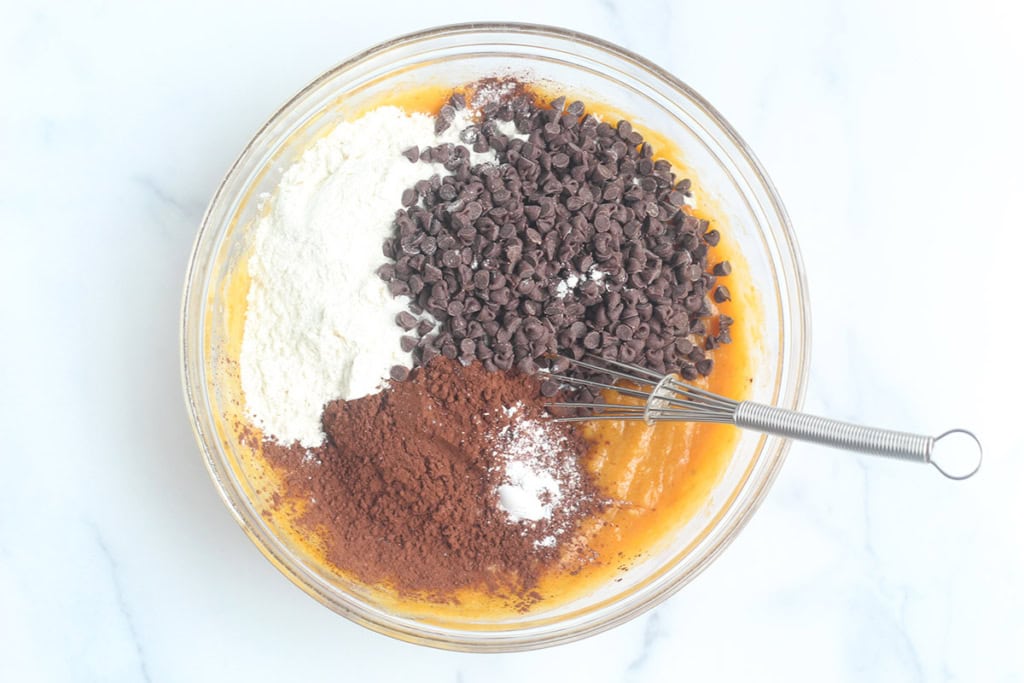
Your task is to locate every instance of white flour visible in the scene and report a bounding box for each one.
[241,106,494,447]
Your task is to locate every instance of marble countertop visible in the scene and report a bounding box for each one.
[2,1,1021,680]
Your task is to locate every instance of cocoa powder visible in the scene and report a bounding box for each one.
[262,358,603,601]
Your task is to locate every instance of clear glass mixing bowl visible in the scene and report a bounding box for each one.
[181,22,810,651]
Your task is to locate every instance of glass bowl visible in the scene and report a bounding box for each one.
[181,22,810,651]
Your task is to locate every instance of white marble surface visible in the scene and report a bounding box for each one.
[2,0,1022,680]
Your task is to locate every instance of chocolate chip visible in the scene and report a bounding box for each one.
[379,88,732,388]
[395,311,417,331]
[389,365,410,381]
[441,250,461,268]
[449,93,466,110]
[540,380,560,397]
[517,357,539,375]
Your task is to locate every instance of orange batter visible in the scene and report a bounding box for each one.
[215,82,759,622]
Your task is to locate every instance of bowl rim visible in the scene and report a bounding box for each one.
[181,21,811,651]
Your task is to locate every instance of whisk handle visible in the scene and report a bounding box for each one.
[737,401,929,458]
[733,402,982,480]
[735,402,927,463]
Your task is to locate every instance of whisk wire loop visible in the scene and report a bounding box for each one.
[542,356,981,480]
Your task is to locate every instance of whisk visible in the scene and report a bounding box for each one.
[543,356,982,481]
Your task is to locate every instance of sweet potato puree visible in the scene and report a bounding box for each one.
[209,82,760,623]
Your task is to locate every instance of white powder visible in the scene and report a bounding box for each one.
[536,535,557,548]
[241,106,496,447]
[491,402,585,541]
[494,118,529,143]
[555,273,579,298]
[555,265,608,298]
[497,461,562,522]
[471,80,520,109]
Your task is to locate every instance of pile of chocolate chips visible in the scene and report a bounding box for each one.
[379,87,733,397]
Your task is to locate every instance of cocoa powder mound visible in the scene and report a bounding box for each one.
[262,358,603,601]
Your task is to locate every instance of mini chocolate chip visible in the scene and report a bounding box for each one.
[540,380,560,397]
[517,357,539,375]
[441,250,461,268]
[395,311,418,330]
[389,365,410,381]
[551,356,572,374]
[381,93,732,387]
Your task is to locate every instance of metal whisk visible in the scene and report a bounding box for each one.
[543,357,982,481]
